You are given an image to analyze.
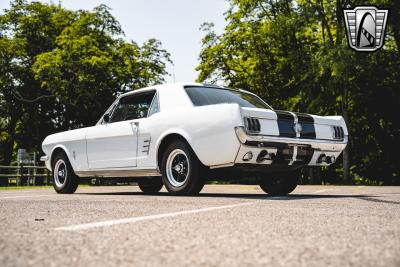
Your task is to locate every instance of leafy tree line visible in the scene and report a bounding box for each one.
[0,0,171,167]
[196,0,400,184]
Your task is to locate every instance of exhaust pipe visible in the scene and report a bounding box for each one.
[256,150,275,163]
[317,154,335,164]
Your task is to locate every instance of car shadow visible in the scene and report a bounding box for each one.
[76,191,400,205]
[200,193,400,205]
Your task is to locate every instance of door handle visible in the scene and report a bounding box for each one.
[130,122,139,132]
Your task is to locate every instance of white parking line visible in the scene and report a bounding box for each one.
[0,194,54,200]
[0,190,34,194]
[55,201,258,231]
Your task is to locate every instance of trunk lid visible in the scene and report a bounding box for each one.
[240,107,347,140]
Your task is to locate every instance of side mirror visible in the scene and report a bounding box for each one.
[103,114,110,123]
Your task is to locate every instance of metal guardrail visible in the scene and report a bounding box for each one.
[0,165,51,186]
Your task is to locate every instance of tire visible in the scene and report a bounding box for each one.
[51,152,79,194]
[138,177,163,194]
[161,140,205,195]
[259,171,299,196]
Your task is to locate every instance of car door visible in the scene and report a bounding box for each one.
[86,91,156,169]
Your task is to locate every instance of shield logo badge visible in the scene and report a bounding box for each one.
[343,6,389,52]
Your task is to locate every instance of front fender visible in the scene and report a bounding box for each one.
[48,145,74,171]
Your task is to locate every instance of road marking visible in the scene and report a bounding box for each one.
[0,190,34,194]
[0,194,53,200]
[55,201,258,231]
[311,189,332,194]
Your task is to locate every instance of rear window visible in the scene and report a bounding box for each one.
[184,86,271,109]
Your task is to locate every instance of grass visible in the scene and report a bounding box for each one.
[0,185,53,190]
[0,184,92,190]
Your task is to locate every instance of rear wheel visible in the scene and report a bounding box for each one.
[138,177,163,194]
[51,152,79,194]
[161,140,205,195]
[259,171,299,196]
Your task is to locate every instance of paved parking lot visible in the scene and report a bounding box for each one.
[0,185,399,267]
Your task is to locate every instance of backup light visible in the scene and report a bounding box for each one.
[242,151,253,161]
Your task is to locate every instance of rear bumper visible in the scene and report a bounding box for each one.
[234,133,347,167]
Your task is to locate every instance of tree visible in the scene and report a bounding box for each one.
[197,0,400,184]
[0,0,171,165]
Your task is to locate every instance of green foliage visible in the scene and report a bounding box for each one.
[0,0,171,164]
[197,0,400,184]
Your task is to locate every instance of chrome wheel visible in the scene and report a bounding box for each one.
[166,149,190,187]
[54,159,67,188]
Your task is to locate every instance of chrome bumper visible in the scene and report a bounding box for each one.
[40,155,49,162]
[242,135,348,151]
[234,127,348,166]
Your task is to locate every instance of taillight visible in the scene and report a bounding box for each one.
[244,117,261,133]
[332,126,344,140]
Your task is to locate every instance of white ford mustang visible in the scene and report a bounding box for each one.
[41,83,348,195]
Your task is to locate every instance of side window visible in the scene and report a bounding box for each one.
[109,91,156,123]
[99,100,118,125]
[148,93,160,117]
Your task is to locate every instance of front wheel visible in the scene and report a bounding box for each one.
[161,140,205,195]
[51,152,79,194]
[259,171,299,196]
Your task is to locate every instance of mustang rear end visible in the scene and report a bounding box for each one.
[234,107,347,167]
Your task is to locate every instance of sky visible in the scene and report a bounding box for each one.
[0,0,229,82]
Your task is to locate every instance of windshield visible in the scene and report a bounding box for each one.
[184,86,271,109]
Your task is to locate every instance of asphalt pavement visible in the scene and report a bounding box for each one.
[0,185,399,267]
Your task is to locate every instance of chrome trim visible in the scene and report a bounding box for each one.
[54,159,67,187]
[235,126,247,143]
[142,138,151,154]
[97,98,119,125]
[97,89,157,125]
[184,85,273,110]
[40,155,49,162]
[209,163,235,169]
[288,145,298,166]
[242,134,348,146]
[289,111,300,138]
[147,91,160,117]
[166,149,189,187]
[75,168,160,177]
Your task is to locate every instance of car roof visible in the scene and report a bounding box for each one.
[118,82,257,98]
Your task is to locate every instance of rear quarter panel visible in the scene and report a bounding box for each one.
[150,103,243,167]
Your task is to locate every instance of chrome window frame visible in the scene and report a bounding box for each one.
[147,91,160,117]
[98,90,157,125]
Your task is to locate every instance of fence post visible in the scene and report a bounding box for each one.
[33,152,36,186]
[17,165,22,186]
[46,168,50,185]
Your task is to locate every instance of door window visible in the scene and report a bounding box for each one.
[110,91,156,123]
